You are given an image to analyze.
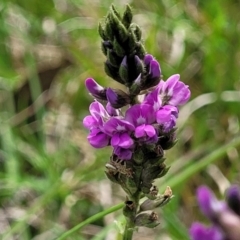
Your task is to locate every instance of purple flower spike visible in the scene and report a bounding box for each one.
[85,78,107,100]
[190,223,224,240]
[160,74,191,106]
[226,185,240,216]
[156,105,178,132]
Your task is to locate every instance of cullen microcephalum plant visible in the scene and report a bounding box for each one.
[83,4,190,239]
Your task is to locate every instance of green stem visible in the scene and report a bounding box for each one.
[123,217,135,240]
[122,192,141,240]
[56,203,124,240]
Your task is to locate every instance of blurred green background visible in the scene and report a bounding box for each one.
[0,0,240,239]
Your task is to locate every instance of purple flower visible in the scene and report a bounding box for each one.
[104,117,135,160]
[87,128,110,148]
[190,185,240,240]
[135,124,158,143]
[197,186,226,221]
[85,78,107,101]
[190,223,224,240]
[143,84,162,112]
[103,117,135,136]
[83,101,111,148]
[113,146,134,160]
[156,105,178,132]
[125,104,155,126]
[160,74,190,106]
[125,104,158,142]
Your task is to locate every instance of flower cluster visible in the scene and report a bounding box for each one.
[83,4,191,230]
[83,71,190,161]
[190,185,240,240]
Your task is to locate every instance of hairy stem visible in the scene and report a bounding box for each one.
[122,192,141,240]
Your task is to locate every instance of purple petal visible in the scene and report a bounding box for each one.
[89,101,110,121]
[156,105,178,132]
[149,60,161,79]
[106,88,130,108]
[143,85,162,111]
[189,223,224,240]
[106,102,119,116]
[135,124,156,138]
[111,133,134,148]
[106,88,118,105]
[104,117,135,136]
[197,186,226,220]
[113,146,133,160]
[161,74,191,106]
[87,129,110,148]
[125,104,155,126]
[83,115,98,130]
[85,78,106,100]
[144,54,154,66]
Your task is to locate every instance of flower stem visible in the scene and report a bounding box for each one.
[122,192,141,240]
[123,218,135,240]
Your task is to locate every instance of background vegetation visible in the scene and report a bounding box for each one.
[0,0,239,239]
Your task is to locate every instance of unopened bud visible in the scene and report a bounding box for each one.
[129,74,142,96]
[134,211,160,228]
[226,185,240,216]
[106,88,130,108]
[85,78,107,101]
[140,186,173,211]
[104,61,123,84]
[122,4,133,29]
[119,56,129,83]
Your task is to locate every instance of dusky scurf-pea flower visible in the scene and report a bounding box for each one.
[190,185,240,240]
[83,4,191,238]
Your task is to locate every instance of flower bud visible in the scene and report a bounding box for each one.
[85,78,107,101]
[226,185,240,216]
[106,88,130,108]
[119,56,129,83]
[129,74,142,96]
[122,4,133,29]
[104,61,124,84]
[140,186,173,211]
[106,102,119,116]
[134,211,160,228]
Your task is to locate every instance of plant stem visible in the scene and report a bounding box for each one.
[123,218,135,240]
[122,192,141,240]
